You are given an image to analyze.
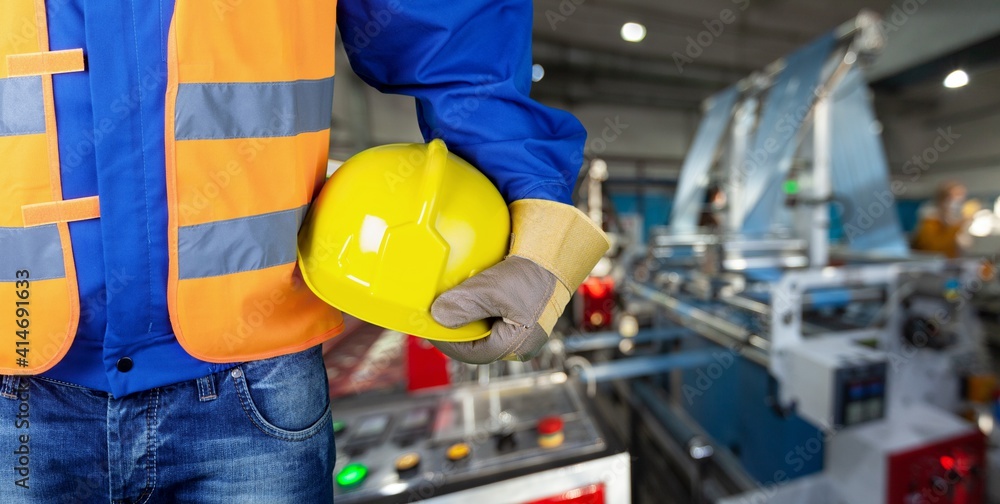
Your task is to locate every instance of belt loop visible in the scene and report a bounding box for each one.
[196,374,217,402]
[0,375,23,400]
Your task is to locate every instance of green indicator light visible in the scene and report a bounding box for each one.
[337,463,368,487]
[783,180,800,195]
[332,420,346,433]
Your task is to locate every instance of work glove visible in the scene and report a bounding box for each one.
[430,199,610,364]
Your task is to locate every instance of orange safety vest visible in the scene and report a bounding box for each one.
[1,0,343,374]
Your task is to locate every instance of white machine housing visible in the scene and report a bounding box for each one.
[424,453,631,504]
[783,336,887,429]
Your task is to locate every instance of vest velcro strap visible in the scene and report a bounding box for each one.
[7,49,85,77]
[22,196,100,227]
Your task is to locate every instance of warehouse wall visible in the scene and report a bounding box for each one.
[884,112,1000,198]
[562,103,695,162]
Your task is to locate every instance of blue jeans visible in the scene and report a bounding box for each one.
[0,346,334,503]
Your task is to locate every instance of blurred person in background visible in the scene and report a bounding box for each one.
[912,181,979,258]
[698,185,728,231]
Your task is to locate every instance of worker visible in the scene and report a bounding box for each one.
[912,181,975,258]
[0,1,607,502]
[698,185,728,230]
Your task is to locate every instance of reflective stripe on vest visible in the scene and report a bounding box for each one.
[0,0,87,374]
[0,77,45,136]
[0,226,66,282]
[175,78,335,141]
[178,206,308,280]
[165,0,344,362]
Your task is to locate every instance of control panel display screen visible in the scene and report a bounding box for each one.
[401,407,432,431]
[355,414,390,439]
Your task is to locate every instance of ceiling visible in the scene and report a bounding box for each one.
[530,0,1000,112]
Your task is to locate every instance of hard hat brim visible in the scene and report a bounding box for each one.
[297,250,492,342]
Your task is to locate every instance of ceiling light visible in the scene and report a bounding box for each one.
[621,22,646,43]
[531,64,545,83]
[944,69,968,88]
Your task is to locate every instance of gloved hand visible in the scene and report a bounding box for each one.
[430,199,610,364]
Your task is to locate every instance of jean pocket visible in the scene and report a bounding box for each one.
[231,347,332,441]
[0,375,24,401]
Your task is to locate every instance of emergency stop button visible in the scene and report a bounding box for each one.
[537,416,565,448]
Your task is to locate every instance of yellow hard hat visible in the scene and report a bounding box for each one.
[298,140,511,342]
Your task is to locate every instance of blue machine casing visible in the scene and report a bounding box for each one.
[680,339,826,483]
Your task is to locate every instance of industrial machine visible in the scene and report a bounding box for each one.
[330,371,629,504]
[322,10,996,503]
[557,9,995,504]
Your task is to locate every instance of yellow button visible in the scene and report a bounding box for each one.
[396,452,421,472]
[538,431,565,449]
[446,443,471,461]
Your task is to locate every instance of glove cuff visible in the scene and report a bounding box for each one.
[508,199,611,290]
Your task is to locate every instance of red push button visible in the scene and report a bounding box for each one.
[538,416,565,449]
[537,416,564,435]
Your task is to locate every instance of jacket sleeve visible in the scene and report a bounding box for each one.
[337,0,587,205]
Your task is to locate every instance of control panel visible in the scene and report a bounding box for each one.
[828,402,986,504]
[833,360,887,427]
[888,431,986,504]
[784,336,887,428]
[331,373,614,504]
